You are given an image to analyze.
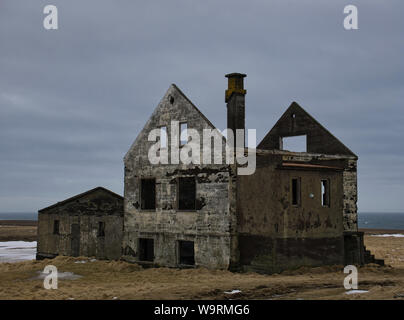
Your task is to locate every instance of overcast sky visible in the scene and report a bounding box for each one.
[0,1,403,213]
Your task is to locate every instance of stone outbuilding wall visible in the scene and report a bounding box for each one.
[36,187,123,260]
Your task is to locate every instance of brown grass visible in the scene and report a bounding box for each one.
[0,220,37,241]
[1,227,404,300]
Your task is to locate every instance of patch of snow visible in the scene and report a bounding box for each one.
[0,241,37,249]
[224,290,242,294]
[74,258,96,263]
[371,234,404,238]
[0,241,37,263]
[345,290,369,295]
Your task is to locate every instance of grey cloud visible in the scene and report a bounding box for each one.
[0,0,403,212]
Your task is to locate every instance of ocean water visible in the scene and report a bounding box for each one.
[358,212,404,230]
[0,212,37,220]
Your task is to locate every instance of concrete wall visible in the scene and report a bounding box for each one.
[122,168,234,268]
[258,102,357,157]
[257,101,359,235]
[122,85,362,271]
[237,153,345,273]
[123,85,237,269]
[37,188,123,260]
[342,159,358,231]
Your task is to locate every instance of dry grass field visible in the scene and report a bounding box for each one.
[0,220,37,242]
[1,222,404,300]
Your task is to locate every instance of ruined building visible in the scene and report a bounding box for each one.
[36,187,123,260]
[37,73,381,271]
[122,73,381,273]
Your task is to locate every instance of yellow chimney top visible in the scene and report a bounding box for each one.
[225,73,247,102]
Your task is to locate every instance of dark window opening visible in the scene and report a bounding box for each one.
[292,178,301,206]
[179,240,195,265]
[98,221,105,237]
[178,177,196,210]
[141,178,156,210]
[53,220,59,235]
[321,179,330,207]
[139,238,154,262]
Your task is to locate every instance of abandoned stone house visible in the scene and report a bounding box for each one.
[37,72,381,272]
[36,187,123,260]
[122,73,381,273]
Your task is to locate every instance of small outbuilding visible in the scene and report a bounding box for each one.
[36,187,123,260]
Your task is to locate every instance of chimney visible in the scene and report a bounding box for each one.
[225,73,246,147]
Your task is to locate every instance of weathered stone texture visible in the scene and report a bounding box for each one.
[123,85,236,269]
[121,81,370,272]
[342,159,358,231]
[258,101,357,157]
[36,75,375,272]
[37,187,123,260]
[236,152,345,272]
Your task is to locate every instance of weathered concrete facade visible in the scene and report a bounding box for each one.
[119,72,381,272]
[122,84,238,269]
[237,151,346,273]
[257,101,359,230]
[37,187,123,260]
